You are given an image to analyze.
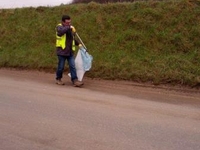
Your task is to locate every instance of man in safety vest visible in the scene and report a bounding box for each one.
[55,15,83,87]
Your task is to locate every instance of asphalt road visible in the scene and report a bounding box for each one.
[0,69,200,150]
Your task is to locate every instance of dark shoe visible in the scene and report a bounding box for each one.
[56,79,65,85]
[73,79,84,87]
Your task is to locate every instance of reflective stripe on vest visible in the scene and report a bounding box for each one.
[72,38,75,51]
[56,23,76,51]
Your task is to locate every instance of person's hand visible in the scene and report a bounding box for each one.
[70,26,76,33]
[79,44,83,48]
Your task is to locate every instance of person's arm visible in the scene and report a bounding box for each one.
[56,25,70,36]
[74,38,83,48]
[74,39,80,46]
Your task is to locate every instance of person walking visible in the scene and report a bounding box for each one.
[55,15,83,87]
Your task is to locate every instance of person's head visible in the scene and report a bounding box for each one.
[62,15,71,26]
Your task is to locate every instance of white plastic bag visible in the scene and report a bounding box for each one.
[80,47,93,71]
[69,47,93,81]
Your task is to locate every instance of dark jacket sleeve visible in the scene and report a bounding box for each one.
[56,25,70,37]
[56,24,80,46]
[74,39,80,46]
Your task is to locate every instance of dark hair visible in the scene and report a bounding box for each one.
[62,15,71,22]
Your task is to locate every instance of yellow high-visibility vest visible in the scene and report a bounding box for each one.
[56,23,75,51]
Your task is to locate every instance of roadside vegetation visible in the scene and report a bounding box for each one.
[0,0,200,87]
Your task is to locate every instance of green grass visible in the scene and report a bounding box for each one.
[0,0,200,87]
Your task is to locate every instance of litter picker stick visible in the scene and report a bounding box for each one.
[75,32,87,50]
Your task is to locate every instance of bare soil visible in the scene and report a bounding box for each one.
[0,68,200,106]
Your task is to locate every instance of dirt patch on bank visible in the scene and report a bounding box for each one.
[0,68,200,106]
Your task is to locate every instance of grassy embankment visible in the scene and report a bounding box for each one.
[0,0,200,87]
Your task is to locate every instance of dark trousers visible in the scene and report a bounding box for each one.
[56,55,78,82]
